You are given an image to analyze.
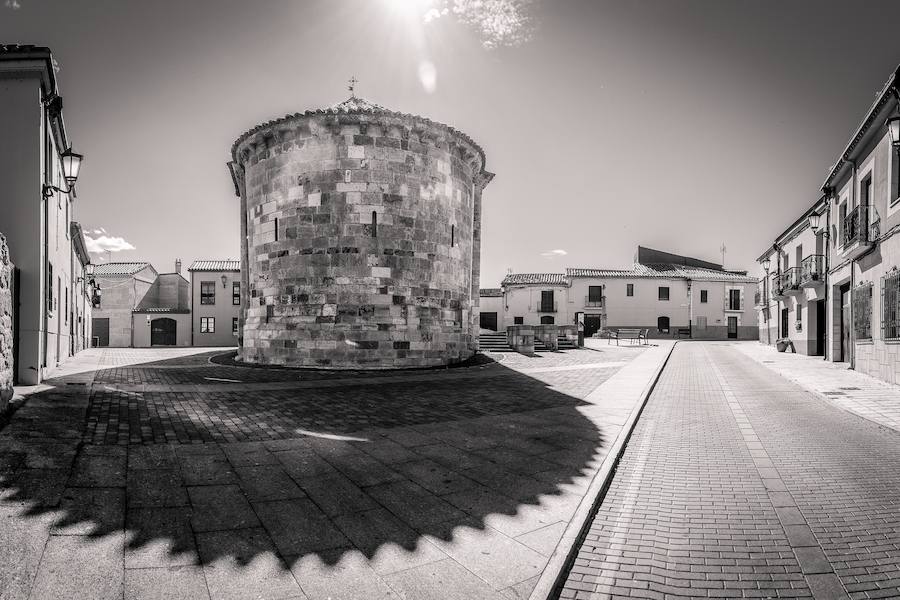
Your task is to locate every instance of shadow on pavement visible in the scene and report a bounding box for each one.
[0,359,607,577]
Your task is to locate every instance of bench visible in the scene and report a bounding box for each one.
[607,328,646,346]
[676,327,691,338]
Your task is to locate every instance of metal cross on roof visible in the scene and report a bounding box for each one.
[348,76,359,97]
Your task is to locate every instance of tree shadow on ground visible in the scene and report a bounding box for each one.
[0,358,609,579]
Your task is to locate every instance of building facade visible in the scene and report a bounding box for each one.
[486,247,758,340]
[757,65,900,384]
[0,45,94,384]
[229,94,493,368]
[189,260,241,347]
[92,261,191,347]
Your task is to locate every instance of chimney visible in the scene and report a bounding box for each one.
[175,259,182,274]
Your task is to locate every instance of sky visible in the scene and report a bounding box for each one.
[3,0,900,286]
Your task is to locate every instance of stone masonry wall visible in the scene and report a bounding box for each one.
[232,107,490,368]
[0,234,13,411]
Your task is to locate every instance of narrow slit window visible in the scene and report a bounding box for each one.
[274,218,278,242]
[372,211,377,237]
[451,225,455,247]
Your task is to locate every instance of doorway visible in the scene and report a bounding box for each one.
[840,285,850,362]
[150,318,177,346]
[815,300,826,356]
[92,318,110,347]
[479,312,498,331]
[583,315,603,337]
[781,308,789,339]
[727,316,738,339]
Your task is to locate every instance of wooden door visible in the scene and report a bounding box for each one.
[727,316,738,339]
[150,318,177,346]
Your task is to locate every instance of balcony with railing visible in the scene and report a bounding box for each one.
[842,204,880,260]
[536,301,558,313]
[772,272,789,300]
[799,254,825,288]
[584,295,605,308]
[772,268,800,299]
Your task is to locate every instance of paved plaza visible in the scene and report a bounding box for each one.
[0,341,669,600]
[559,342,900,600]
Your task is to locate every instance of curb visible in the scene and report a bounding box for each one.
[528,341,679,600]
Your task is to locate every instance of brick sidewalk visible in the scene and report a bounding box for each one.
[733,341,900,434]
[558,342,900,599]
[0,343,671,600]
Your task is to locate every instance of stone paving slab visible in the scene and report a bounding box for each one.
[0,343,671,600]
[558,342,900,599]
[733,341,900,434]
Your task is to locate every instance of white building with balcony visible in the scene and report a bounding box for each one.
[484,247,758,340]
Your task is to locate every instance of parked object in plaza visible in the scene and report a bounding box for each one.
[228,94,493,368]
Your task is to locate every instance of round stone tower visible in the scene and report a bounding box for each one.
[228,95,493,368]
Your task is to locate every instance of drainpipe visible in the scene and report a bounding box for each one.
[848,159,857,370]
[774,243,781,342]
[822,191,831,361]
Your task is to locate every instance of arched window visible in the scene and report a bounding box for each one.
[657,316,670,333]
[371,211,377,237]
[540,315,555,324]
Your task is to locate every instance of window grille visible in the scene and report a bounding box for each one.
[883,270,900,340]
[232,281,240,306]
[853,283,873,340]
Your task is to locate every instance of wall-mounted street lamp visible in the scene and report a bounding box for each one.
[762,257,771,274]
[42,147,84,198]
[221,274,228,288]
[887,115,900,199]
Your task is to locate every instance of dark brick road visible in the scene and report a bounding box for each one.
[559,343,900,599]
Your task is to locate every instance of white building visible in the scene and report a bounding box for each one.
[188,260,241,347]
[0,45,94,383]
[482,247,758,340]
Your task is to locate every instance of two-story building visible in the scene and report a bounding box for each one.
[487,247,758,340]
[188,260,241,347]
[755,198,828,355]
[91,261,191,347]
[0,44,94,384]
[755,63,900,385]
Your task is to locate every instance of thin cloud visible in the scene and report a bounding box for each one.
[84,233,136,254]
[424,0,537,49]
[4,0,22,9]
[541,249,567,258]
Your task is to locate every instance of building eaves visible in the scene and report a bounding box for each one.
[501,273,568,286]
[188,260,241,272]
[91,262,151,276]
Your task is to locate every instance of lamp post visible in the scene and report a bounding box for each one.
[762,256,771,345]
[221,273,228,288]
[42,147,84,198]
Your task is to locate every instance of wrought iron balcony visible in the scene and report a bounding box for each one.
[842,205,879,260]
[799,254,825,288]
[584,296,604,308]
[773,268,801,298]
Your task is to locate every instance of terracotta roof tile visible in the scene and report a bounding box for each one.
[188,260,241,272]
[501,273,568,286]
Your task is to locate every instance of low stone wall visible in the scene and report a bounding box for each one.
[0,234,13,412]
[506,325,534,354]
[533,325,559,350]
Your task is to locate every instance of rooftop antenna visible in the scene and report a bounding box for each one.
[719,243,727,268]
[348,75,359,98]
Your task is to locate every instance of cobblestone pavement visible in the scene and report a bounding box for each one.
[734,341,900,434]
[559,342,900,600]
[0,342,670,600]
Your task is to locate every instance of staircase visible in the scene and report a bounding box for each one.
[478,331,512,351]
[557,335,577,350]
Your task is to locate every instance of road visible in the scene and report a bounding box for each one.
[558,342,900,600]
